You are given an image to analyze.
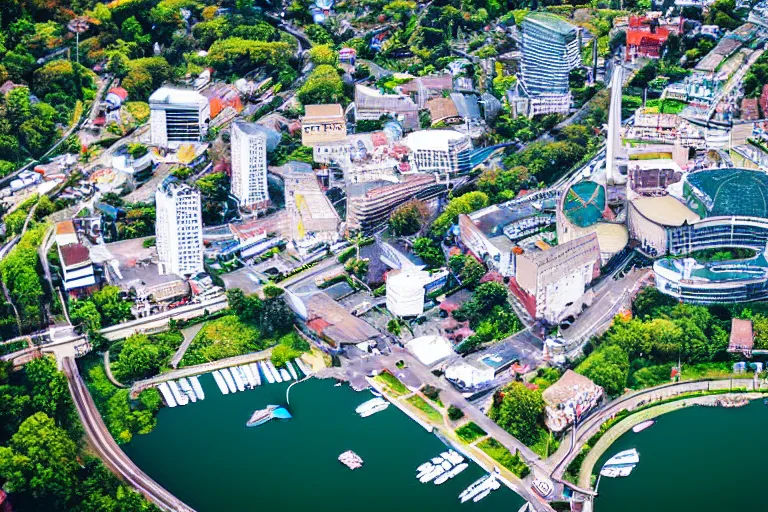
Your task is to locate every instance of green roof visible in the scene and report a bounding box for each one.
[684,168,768,218]
[524,12,577,36]
[562,181,605,228]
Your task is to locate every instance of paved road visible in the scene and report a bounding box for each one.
[63,357,196,512]
[169,323,205,369]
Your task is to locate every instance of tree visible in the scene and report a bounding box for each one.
[92,286,132,326]
[412,237,444,267]
[308,44,338,67]
[6,86,32,127]
[69,299,102,332]
[488,382,545,445]
[476,166,530,203]
[0,412,80,506]
[384,0,416,21]
[431,191,489,235]
[258,297,294,338]
[297,64,344,105]
[112,334,165,381]
[449,254,486,288]
[227,288,263,323]
[121,57,173,101]
[389,200,428,236]
[24,356,71,423]
[106,51,131,78]
[305,24,333,45]
[576,345,630,396]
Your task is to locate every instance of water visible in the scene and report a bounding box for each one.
[595,401,768,511]
[124,376,525,511]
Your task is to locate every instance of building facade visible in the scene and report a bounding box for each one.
[231,121,270,211]
[405,130,472,175]
[301,104,346,146]
[149,87,210,147]
[386,267,449,317]
[155,178,204,276]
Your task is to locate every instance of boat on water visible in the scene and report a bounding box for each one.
[246,405,292,427]
[294,358,312,376]
[231,368,246,391]
[434,462,468,485]
[279,367,291,381]
[473,480,501,503]
[419,465,445,483]
[156,382,177,407]
[417,461,433,474]
[212,371,229,394]
[259,361,275,384]
[266,361,283,383]
[632,420,655,433]
[220,368,237,393]
[370,388,382,397]
[285,361,299,380]
[431,456,444,465]
[360,401,389,417]
[248,363,262,386]
[339,450,363,470]
[241,365,257,388]
[531,479,553,499]
[179,378,196,402]
[459,475,495,503]
[442,450,464,465]
[168,380,189,406]
[189,376,205,400]
[604,448,640,467]
[600,466,634,478]
[356,397,387,414]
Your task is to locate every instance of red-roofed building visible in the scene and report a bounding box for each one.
[58,243,97,295]
[741,98,759,120]
[625,16,670,61]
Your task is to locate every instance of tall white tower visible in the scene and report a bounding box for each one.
[155,178,204,276]
[606,65,627,186]
[231,121,270,212]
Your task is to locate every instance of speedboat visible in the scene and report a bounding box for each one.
[419,465,445,483]
[473,480,500,502]
[531,479,553,499]
[434,462,468,485]
[360,401,389,417]
[444,450,464,464]
[431,456,444,464]
[632,420,655,433]
[600,466,634,478]
[604,449,639,467]
[440,460,453,471]
[356,397,386,414]
[460,475,496,503]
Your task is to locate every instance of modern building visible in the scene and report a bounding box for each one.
[59,243,97,294]
[346,174,446,232]
[354,84,419,131]
[300,104,346,146]
[155,178,204,276]
[514,13,580,116]
[231,121,270,211]
[386,267,449,317]
[510,232,601,324]
[149,87,210,147]
[542,370,603,432]
[405,130,472,175]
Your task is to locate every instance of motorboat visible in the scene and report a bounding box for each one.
[632,420,655,433]
[360,401,389,417]
[440,460,453,471]
[434,462,468,485]
[473,479,500,502]
[419,465,445,483]
[356,397,387,415]
[531,479,553,499]
[460,475,496,503]
[443,450,464,465]
[245,405,292,427]
[604,449,640,467]
[416,461,433,473]
[431,456,444,464]
[600,466,634,478]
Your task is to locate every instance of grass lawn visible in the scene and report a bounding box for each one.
[456,422,487,443]
[374,371,409,397]
[477,438,530,478]
[529,428,560,458]
[680,362,745,380]
[406,395,443,423]
[179,315,265,367]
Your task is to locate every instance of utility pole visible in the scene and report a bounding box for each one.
[68,17,90,66]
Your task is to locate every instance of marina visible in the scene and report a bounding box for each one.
[266,360,282,383]
[125,378,523,512]
[356,397,389,417]
[260,361,276,384]
[285,361,299,380]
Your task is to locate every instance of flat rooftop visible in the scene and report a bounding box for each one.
[632,195,699,226]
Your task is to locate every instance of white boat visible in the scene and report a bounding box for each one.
[294,358,312,376]
[168,380,189,406]
[632,420,655,433]
[360,401,389,417]
[241,365,257,388]
[600,466,634,478]
[460,475,495,503]
[604,449,640,467]
[259,361,275,384]
[156,382,177,407]
[356,398,387,414]
[434,462,468,485]
[419,465,445,483]
[443,450,464,465]
[285,361,299,380]
[235,367,250,388]
[431,456,444,465]
[266,361,282,383]
[230,367,246,391]
[220,368,238,393]
[279,367,291,381]
[190,376,205,400]
[248,363,262,386]
[212,371,229,394]
[441,460,453,471]
[473,480,500,503]
[417,462,433,473]
[417,465,434,480]
[179,378,196,402]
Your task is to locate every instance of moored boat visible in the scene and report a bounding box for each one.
[434,462,468,485]
[157,382,177,407]
[190,376,205,400]
[285,360,299,380]
[220,368,237,393]
[419,465,445,483]
[416,462,433,474]
[632,420,655,433]
[604,448,640,467]
[279,367,291,381]
[212,371,228,394]
[259,361,275,384]
[266,361,282,383]
[178,378,196,402]
[473,480,500,503]
[168,380,189,406]
[460,475,495,503]
[356,397,387,414]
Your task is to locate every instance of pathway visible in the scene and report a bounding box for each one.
[103,351,126,388]
[130,347,274,397]
[169,323,205,369]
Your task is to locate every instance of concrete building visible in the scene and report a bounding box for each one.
[405,130,472,175]
[149,87,210,147]
[542,370,603,432]
[300,104,346,146]
[59,243,97,294]
[354,84,419,131]
[511,232,601,324]
[386,267,449,317]
[155,178,204,276]
[231,121,270,211]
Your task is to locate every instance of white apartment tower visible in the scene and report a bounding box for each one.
[149,87,210,147]
[231,121,270,211]
[155,178,204,276]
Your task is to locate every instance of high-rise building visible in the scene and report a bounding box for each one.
[405,130,472,175]
[513,13,581,117]
[155,178,204,276]
[231,121,270,211]
[149,87,210,147]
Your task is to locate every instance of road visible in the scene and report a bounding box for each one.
[706,48,765,121]
[169,323,205,369]
[63,357,196,512]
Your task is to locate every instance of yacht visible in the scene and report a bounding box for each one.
[473,479,501,502]
[431,456,444,465]
[460,475,495,503]
[417,461,433,473]
[632,420,655,433]
[604,449,640,467]
[443,450,464,465]
[419,465,445,483]
[246,405,292,427]
[360,401,389,418]
[178,378,196,402]
[600,466,634,478]
[356,398,387,414]
[434,462,468,485]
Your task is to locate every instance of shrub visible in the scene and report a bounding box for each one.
[448,405,464,421]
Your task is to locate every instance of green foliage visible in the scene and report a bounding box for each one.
[24,356,72,425]
[456,421,486,442]
[93,286,133,326]
[506,140,587,185]
[406,394,442,422]
[412,237,444,267]
[488,381,545,446]
[122,57,173,101]
[447,404,464,421]
[308,44,339,66]
[389,199,428,236]
[476,166,531,203]
[305,24,333,44]
[297,64,344,106]
[271,332,309,367]
[0,224,47,332]
[181,315,262,367]
[477,437,530,478]
[69,298,102,332]
[575,345,630,396]
[744,52,768,99]
[207,38,295,84]
[111,333,177,382]
[448,254,486,289]
[431,191,489,235]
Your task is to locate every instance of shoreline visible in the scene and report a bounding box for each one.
[578,392,764,490]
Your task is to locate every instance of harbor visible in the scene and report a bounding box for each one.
[124,378,525,512]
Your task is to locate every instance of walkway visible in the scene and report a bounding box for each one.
[130,347,274,397]
[169,323,205,369]
[62,357,195,512]
[103,351,126,388]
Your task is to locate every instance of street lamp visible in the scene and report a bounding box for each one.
[68,17,90,66]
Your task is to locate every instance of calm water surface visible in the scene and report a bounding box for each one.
[124,377,525,511]
[595,401,768,512]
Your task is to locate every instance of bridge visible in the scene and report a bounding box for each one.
[62,357,196,512]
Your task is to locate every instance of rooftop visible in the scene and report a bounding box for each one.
[730,318,754,349]
[685,168,768,218]
[405,129,469,151]
[563,181,606,228]
[149,87,207,107]
[542,370,601,407]
[655,253,768,283]
[631,195,700,226]
[524,12,577,35]
[303,104,344,119]
[59,243,90,267]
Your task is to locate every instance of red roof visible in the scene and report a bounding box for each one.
[108,87,128,100]
[729,318,754,350]
[59,243,90,267]
[626,28,669,47]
